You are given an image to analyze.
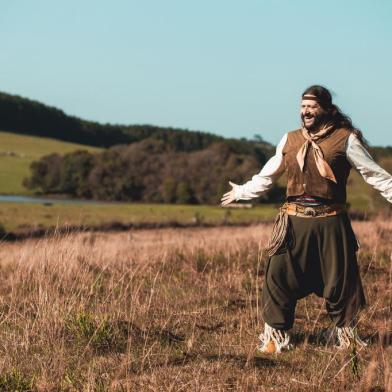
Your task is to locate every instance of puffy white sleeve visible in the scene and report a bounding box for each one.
[234,133,287,201]
[346,134,392,203]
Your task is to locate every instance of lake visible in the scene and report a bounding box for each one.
[0,194,115,205]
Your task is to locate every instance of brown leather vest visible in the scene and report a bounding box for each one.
[283,128,352,203]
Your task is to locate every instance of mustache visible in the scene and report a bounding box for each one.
[301,113,315,120]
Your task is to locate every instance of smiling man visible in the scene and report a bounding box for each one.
[301,96,329,130]
[221,85,392,353]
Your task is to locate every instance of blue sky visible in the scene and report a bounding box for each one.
[1,0,391,145]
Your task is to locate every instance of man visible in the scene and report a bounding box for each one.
[221,85,392,353]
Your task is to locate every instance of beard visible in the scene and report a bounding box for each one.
[301,112,330,131]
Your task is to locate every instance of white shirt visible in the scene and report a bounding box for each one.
[234,133,392,203]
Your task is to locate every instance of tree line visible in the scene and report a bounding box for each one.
[0,91,273,153]
[23,139,285,204]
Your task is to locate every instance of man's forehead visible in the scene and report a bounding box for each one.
[301,98,320,106]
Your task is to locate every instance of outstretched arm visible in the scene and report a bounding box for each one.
[346,134,392,203]
[221,133,287,206]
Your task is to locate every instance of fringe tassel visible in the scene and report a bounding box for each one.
[265,209,289,257]
[258,323,292,353]
[336,326,368,349]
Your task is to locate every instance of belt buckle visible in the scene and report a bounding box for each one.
[303,207,317,217]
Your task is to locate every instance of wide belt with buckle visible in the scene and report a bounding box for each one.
[280,202,347,218]
[265,202,348,257]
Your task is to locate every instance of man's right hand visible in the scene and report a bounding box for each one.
[220,181,238,206]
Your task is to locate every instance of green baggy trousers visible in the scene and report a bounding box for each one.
[261,213,366,330]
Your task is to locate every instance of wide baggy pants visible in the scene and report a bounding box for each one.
[261,213,366,330]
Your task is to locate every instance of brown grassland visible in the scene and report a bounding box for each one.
[0,219,390,391]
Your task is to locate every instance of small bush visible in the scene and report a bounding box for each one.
[65,311,121,353]
[0,369,34,391]
[194,249,210,273]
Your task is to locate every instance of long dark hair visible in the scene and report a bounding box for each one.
[302,85,365,143]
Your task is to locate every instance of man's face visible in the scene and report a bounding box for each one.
[300,99,327,130]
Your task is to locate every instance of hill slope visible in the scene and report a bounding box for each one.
[0,131,102,194]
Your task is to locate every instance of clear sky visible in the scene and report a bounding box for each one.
[1,0,391,146]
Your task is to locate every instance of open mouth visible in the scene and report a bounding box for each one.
[301,113,316,127]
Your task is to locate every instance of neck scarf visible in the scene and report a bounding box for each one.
[296,123,337,183]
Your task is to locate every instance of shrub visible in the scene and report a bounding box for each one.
[65,311,121,353]
[0,369,34,392]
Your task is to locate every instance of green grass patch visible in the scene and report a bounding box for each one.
[0,369,34,391]
[65,311,120,353]
[0,202,278,232]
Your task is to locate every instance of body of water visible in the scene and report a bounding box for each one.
[0,194,113,205]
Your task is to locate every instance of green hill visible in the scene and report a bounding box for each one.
[0,131,102,194]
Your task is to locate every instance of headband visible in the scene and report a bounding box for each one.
[302,94,331,107]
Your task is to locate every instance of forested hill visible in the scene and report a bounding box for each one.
[0,91,273,155]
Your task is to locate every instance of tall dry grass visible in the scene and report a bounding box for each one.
[0,220,390,391]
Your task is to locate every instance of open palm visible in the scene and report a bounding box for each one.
[220,181,238,206]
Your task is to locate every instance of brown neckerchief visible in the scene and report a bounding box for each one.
[296,123,337,183]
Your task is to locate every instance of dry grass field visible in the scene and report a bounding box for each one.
[0,219,390,391]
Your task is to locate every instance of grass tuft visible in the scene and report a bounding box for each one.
[65,312,123,353]
[0,369,34,392]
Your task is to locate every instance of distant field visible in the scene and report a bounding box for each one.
[0,131,102,194]
[0,202,278,233]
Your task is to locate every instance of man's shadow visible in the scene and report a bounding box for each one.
[291,328,391,347]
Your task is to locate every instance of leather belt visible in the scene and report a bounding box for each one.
[281,202,347,218]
